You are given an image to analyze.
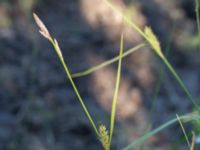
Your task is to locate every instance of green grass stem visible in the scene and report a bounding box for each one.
[161,57,198,109]
[140,25,176,150]
[71,43,145,78]
[109,34,124,147]
[122,113,200,150]
[49,39,99,136]
[190,132,196,150]
[176,114,191,148]
[33,13,99,136]
[195,0,200,38]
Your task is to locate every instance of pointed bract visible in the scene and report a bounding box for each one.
[54,39,63,60]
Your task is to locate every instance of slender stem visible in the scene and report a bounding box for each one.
[176,114,191,149]
[161,56,199,109]
[143,23,176,137]
[71,43,146,78]
[103,0,147,39]
[109,35,123,147]
[190,132,196,150]
[49,39,99,136]
[195,0,200,39]
[122,113,200,150]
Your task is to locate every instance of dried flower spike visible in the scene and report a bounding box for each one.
[33,13,51,40]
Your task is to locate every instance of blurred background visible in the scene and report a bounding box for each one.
[0,0,200,149]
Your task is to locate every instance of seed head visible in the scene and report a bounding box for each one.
[33,13,51,40]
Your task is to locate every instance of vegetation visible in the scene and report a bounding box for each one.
[32,0,200,149]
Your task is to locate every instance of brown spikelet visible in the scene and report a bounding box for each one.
[33,13,51,40]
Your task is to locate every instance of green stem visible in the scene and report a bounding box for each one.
[142,24,175,139]
[176,114,191,149]
[122,113,200,150]
[49,39,99,136]
[195,0,200,39]
[109,35,123,147]
[71,43,145,78]
[161,56,199,109]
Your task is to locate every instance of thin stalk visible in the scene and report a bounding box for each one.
[176,114,191,149]
[139,55,165,150]
[109,34,123,147]
[195,0,200,39]
[140,24,175,149]
[33,13,99,136]
[122,113,200,150]
[71,43,146,78]
[161,56,199,109]
[49,39,99,136]
[103,0,147,39]
[190,132,196,150]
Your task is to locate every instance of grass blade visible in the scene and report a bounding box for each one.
[122,113,200,150]
[140,24,176,150]
[109,34,124,147]
[176,114,191,148]
[195,0,200,38]
[71,43,146,78]
[161,57,198,109]
[190,131,196,150]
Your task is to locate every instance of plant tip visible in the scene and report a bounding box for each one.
[99,125,110,150]
[54,38,64,60]
[33,13,51,40]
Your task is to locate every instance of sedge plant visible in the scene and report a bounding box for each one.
[33,13,125,150]
[71,0,200,149]
[71,0,199,108]
[33,0,200,148]
[102,1,200,149]
[33,13,99,136]
[103,0,199,110]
